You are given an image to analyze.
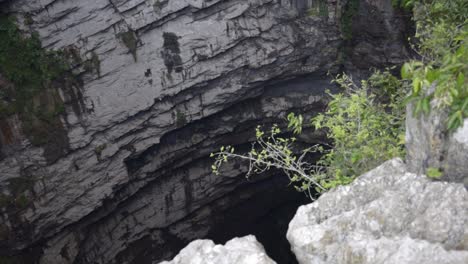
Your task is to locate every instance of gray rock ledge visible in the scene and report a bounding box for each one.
[287,158,468,264]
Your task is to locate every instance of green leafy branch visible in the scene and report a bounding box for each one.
[401,0,468,131]
[211,124,328,198]
[211,70,406,199]
[312,72,406,187]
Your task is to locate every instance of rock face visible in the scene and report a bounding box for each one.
[406,103,468,186]
[160,235,276,264]
[344,0,412,75]
[287,158,468,264]
[0,0,411,263]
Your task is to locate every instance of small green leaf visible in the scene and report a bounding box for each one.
[351,152,361,164]
[447,113,460,131]
[456,72,465,89]
[426,68,438,82]
[412,78,421,94]
[401,63,411,79]
[426,167,443,179]
[422,97,430,114]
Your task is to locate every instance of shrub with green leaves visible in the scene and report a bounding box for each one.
[211,124,328,198]
[400,0,468,130]
[212,71,406,196]
[0,15,76,149]
[0,15,69,117]
[312,72,406,189]
[340,0,359,40]
[212,0,467,197]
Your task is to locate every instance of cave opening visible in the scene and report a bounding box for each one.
[205,174,310,264]
[116,75,330,264]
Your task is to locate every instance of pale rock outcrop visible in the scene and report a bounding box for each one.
[406,102,468,186]
[287,158,468,264]
[160,235,276,264]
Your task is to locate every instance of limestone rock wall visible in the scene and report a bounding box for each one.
[0,0,411,263]
[0,1,342,262]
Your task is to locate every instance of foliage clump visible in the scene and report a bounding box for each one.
[211,0,467,197]
[211,125,327,197]
[0,176,35,210]
[400,0,468,130]
[340,0,360,40]
[311,71,406,188]
[212,71,405,196]
[0,16,69,118]
[162,32,183,74]
[0,15,74,152]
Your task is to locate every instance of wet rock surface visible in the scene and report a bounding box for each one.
[287,159,468,264]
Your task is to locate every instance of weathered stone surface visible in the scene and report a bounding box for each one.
[287,158,468,264]
[447,119,468,184]
[0,0,411,263]
[344,0,412,75]
[160,235,276,264]
[406,102,468,186]
[0,1,342,259]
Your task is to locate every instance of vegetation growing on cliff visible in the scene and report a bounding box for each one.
[0,16,69,119]
[0,174,36,212]
[340,0,359,40]
[310,71,406,189]
[118,30,138,62]
[401,0,467,130]
[212,70,405,196]
[212,0,467,196]
[0,15,79,162]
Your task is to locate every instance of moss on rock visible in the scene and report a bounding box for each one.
[118,30,138,62]
[0,15,78,162]
[341,0,360,40]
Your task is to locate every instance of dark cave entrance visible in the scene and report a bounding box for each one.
[205,175,310,264]
[119,74,329,264]
[120,172,312,264]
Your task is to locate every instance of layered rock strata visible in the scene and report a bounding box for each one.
[0,0,411,263]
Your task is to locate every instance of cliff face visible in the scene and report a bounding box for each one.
[0,0,411,263]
